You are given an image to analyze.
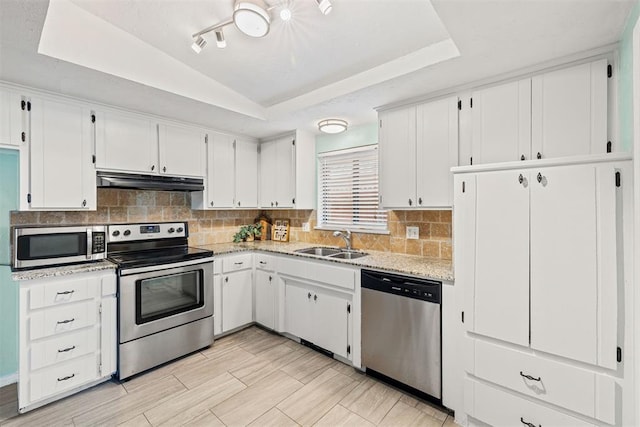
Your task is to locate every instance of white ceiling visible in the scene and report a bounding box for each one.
[0,0,636,139]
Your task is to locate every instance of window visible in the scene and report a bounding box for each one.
[317,145,387,233]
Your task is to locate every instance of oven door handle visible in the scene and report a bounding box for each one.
[118,257,214,276]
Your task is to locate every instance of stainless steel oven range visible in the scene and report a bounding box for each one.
[107,222,214,380]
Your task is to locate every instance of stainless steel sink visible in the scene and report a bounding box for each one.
[295,247,342,256]
[328,251,368,260]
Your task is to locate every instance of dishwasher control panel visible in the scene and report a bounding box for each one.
[361,270,441,304]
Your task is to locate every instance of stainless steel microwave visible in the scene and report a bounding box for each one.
[13,225,107,269]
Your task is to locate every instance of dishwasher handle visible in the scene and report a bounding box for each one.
[361,270,441,304]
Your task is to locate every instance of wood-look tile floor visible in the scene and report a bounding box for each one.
[0,326,455,426]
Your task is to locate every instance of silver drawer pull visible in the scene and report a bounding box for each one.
[519,371,541,382]
[56,318,75,325]
[56,290,75,295]
[234,262,244,265]
[57,374,75,382]
[58,346,76,353]
[259,261,267,264]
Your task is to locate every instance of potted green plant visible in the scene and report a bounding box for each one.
[233,223,262,243]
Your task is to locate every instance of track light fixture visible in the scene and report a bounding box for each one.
[191,0,332,52]
[191,35,207,53]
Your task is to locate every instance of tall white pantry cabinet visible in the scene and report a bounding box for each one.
[453,153,634,426]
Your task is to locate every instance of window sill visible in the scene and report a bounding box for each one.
[313,226,390,235]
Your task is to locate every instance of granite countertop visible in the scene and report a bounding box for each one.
[12,260,117,281]
[197,241,454,282]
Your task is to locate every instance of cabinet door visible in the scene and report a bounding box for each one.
[222,270,253,332]
[312,290,350,359]
[454,175,477,331]
[471,79,531,163]
[275,137,294,208]
[530,165,598,365]
[0,90,23,146]
[416,96,459,208]
[379,107,416,208]
[259,139,278,208]
[255,270,275,329]
[207,132,235,208]
[284,281,312,340]
[213,274,222,335]
[29,97,94,209]
[473,170,529,347]
[95,110,157,174]
[531,59,608,159]
[158,123,205,177]
[234,138,258,208]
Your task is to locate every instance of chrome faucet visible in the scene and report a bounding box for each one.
[333,229,352,251]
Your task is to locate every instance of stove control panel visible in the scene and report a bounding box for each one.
[107,222,188,242]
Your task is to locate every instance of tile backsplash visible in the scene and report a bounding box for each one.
[10,189,452,260]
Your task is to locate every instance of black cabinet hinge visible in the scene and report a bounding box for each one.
[470,97,473,108]
[461,311,465,323]
[457,100,462,110]
[615,171,621,187]
[21,132,25,142]
[606,141,612,153]
[470,157,473,165]
[347,345,351,355]
[27,193,31,204]
[21,100,26,111]
[379,119,382,128]
[617,346,622,362]
[347,303,351,314]
[607,64,612,78]
[462,181,466,193]
[292,198,295,205]
[27,101,31,111]
[92,155,96,164]
[292,139,296,146]
[91,114,96,123]
[205,135,208,144]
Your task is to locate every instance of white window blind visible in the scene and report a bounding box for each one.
[317,145,387,232]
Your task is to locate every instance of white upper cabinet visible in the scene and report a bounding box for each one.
[471,79,532,164]
[94,109,158,174]
[26,96,95,210]
[158,123,205,177]
[416,97,459,208]
[531,59,608,159]
[379,106,416,208]
[234,138,258,208]
[0,88,23,147]
[192,132,259,209]
[259,136,294,208]
[379,96,458,208]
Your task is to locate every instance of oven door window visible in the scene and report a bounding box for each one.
[136,270,204,324]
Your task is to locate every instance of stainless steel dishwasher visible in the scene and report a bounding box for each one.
[361,269,442,401]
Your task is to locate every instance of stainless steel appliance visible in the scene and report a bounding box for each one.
[13,225,106,269]
[97,171,204,192]
[107,222,214,380]
[361,269,442,401]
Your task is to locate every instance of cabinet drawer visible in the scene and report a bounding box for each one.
[30,276,99,309]
[222,253,253,273]
[255,254,276,271]
[279,257,355,290]
[29,354,98,403]
[30,301,97,340]
[30,328,97,371]
[472,339,615,424]
[466,378,596,427]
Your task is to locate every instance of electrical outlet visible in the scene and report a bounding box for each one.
[406,226,419,239]
[302,222,310,232]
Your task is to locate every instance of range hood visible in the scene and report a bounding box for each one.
[96,171,204,192]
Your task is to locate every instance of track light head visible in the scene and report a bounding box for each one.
[316,0,332,15]
[191,35,206,53]
[215,30,226,48]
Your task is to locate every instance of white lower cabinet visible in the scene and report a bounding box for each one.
[220,254,253,333]
[18,269,117,413]
[255,268,276,330]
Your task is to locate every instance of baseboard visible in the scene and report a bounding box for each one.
[0,373,17,388]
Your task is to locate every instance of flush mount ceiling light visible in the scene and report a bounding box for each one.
[318,119,348,134]
[191,0,332,51]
